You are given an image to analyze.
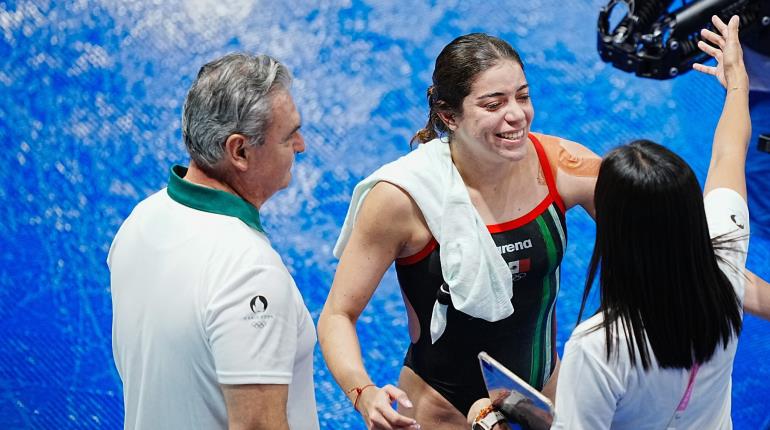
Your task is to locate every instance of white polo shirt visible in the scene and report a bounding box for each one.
[108,165,319,429]
[552,188,749,429]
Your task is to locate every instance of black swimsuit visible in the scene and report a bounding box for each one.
[395,134,567,415]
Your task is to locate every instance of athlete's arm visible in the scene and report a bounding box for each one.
[318,182,421,430]
[221,384,289,430]
[553,138,601,219]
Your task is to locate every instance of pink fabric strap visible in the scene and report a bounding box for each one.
[676,363,700,412]
[665,363,701,429]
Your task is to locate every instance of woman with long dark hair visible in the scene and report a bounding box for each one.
[552,16,751,428]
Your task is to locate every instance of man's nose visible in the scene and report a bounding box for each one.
[294,132,306,154]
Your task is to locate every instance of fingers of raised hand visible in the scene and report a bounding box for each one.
[726,15,741,42]
[697,40,722,60]
[692,63,718,76]
[700,28,725,48]
[711,15,728,34]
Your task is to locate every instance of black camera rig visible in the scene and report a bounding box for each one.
[598,0,770,79]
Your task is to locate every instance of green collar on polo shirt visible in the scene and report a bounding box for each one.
[167,165,264,233]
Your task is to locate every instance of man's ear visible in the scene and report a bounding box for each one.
[223,134,249,172]
[436,111,457,131]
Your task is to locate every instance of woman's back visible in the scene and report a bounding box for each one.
[554,187,748,429]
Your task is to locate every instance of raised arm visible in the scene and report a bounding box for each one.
[694,18,770,322]
[318,182,421,430]
[694,15,751,199]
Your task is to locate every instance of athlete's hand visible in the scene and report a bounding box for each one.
[358,384,420,430]
[694,15,748,90]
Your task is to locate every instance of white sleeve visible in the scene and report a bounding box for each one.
[205,263,299,385]
[704,187,750,299]
[551,335,623,430]
[704,188,750,241]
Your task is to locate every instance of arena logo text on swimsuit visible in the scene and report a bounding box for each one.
[497,239,533,254]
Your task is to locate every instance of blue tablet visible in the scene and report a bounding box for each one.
[478,351,554,430]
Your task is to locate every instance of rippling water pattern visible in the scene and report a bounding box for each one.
[1,0,769,428]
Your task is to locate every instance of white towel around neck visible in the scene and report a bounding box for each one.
[333,138,514,343]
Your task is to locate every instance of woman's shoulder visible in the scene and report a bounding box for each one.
[531,132,600,159]
[704,187,750,239]
[530,132,601,214]
[352,181,432,258]
[360,181,422,220]
[531,132,601,177]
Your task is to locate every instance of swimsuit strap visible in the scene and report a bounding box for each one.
[529,133,566,213]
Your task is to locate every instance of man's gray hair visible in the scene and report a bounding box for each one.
[181,53,292,169]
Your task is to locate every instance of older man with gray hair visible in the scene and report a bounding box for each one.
[108,53,317,429]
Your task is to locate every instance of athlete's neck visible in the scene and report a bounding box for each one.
[450,138,535,195]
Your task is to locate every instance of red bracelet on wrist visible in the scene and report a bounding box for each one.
[345,383,376,411]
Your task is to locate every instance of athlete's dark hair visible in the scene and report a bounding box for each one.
[578,139,743,370]
[411,33,524,144]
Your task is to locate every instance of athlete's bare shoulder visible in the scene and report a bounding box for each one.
[355,181,431,256]
[532,132,601,178]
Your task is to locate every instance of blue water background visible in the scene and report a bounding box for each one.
[1,0,768,428]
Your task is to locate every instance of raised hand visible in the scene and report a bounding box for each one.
[693,15,748,90]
